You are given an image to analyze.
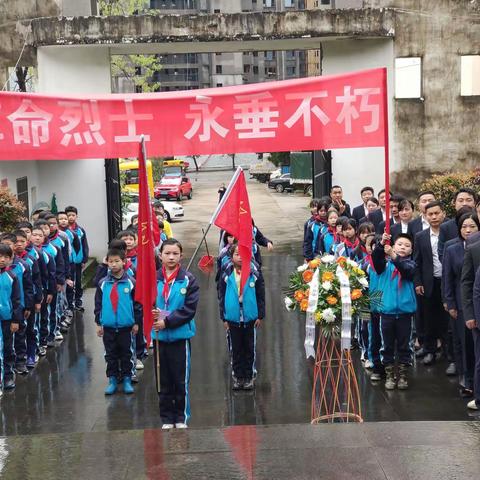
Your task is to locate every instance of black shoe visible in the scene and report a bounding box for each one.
[232,378,242,390]
[423,353,435,366]
[15,364,28,375]
[460,388,474,398]
[75,305,85,312]
[415,347,426,358]
[243,378,254,390]
[4,378,15,390]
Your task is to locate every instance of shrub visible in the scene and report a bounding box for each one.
[420,168,480,218]
[0,187,26,232]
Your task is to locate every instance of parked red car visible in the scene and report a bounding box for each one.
[154,175,193,201]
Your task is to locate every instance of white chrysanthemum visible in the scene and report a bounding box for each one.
[346,258,358,268]
[321,308,336,323]
[321,255,335,264]
[321,281,332,291]
[297,264,308,272]
[284,297,294,311]
[359,277,369,289]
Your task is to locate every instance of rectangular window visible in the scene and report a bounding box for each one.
[461,55,480,96]
[395,57,422,99]
[216,65,223,74]
[253,66,259,74]
[243,64,251,73]
[287,66,296,76]
[216,83,223,87]
[16,176,29,217]
[285,0,294,6]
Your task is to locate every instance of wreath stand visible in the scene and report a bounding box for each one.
[311,335,363,424]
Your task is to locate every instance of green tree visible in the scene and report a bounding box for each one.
[0,187,26,231]
[99,0,162,93]
[269,151,290,167]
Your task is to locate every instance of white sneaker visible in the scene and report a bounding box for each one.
[162,424,174,430]
[54,332,64,341]
[175,423,188,429]
[364,360,374,369]
[135,359,144,370]
[467,400,478,410]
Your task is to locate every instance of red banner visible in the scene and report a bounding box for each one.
[0,68,386,161]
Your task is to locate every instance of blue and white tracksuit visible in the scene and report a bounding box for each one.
[94,272,142,379]
[153,267,200,425]
[219,263,265,382]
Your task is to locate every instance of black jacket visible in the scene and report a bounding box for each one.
[438,218,457,263]
[461,238,480,321]
[376,218,395,235]
[408,217,425,238]
[352,204,366,224]
[413,228,437,298]
[367,209,385,230]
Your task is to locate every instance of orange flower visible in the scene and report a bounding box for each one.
[302,270,314,283]
[351,289,363,300]
[300,299,309,311]
[308,258,321,269]
[322,271,334,282]
[326,295,338,305]
[294,290,305,302]
[305,289,310,298]
[336,256,347,266]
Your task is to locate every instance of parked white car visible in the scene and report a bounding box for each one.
[123,200,184,228]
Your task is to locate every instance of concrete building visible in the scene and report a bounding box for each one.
[1,1,480,258]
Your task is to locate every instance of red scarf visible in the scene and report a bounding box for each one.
[344,237,359,250]
[162,264,181,304]
[126,248,137,258]
[49,231,59,241]
[110,279,120,315]
[328,225,338,242]
[18,250,27,259]
[391,267,402,289]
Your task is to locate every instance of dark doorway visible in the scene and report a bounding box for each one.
[312,150,332,198]
[104,159,123,241]
[16,176,29,217]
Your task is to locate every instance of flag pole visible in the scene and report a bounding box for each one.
[382,68,391,236]
[186,166,243,271]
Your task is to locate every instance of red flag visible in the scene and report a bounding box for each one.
[213,170,252,291]
[152,205,160,245]
[134,139,157,345]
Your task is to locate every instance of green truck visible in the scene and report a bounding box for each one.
[290,152,313,195]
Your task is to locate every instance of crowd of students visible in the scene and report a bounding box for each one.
[303,185,480,410]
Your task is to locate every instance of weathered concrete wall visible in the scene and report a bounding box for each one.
[0,0,61,67]
[26,8,395,46]
[362,0,480,196]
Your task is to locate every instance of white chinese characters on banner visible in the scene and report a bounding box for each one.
[233,92,279,139]
[109,99,154,143]
[59,100,106,147]
[284,91,330,136]
[7,99,52,147]
[184,96,229,142]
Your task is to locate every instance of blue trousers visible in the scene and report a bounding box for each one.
[368,313,382,372]
[380,314,413,366]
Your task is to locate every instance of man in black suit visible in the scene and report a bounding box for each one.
[352,186,374,224]
[376,195,404,234]
[414,201,448,365]
[438,188,476,262]
[367,188,390,230]
[409,191,436,238]
[330,185,351,218]
[461,232,480,410]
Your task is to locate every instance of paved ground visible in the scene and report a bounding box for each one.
[1,169,480,478]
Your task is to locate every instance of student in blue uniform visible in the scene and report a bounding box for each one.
[303,200,330,261]
[0,233,34,375]
[321,208,340,255]
[117,230,138,269]
[152,239,200,430]
[372,232,417,390]
[65,205,89,312]
[0,244,23,392]
[95,248,142,395]
[334,218,359,259]
[219,243,265,391]
[13,230,42,369]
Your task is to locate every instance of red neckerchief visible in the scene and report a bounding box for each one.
[360,245,368,255]
[162,264,181,304]
[69,223,78,231]
[328,226,338,242]
[109,275,123,315]
[49,231,59,241]
[364,253,373,268]
[126,248,137,258]
[391,266,402,289]
[18,250,27,259]
[0,265,13,273]
[344,238,359,250]
[125,259,134,271]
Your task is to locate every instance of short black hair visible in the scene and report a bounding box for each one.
[0,244,14,257]
[425,200,444,212]
[455,206,474,225]
[417,190,435,200]
[228,242,239,257]
[38,211,52,219]
[358,222,375,235]
[106,248,126,261]
[43,213,56,221]
[34,220,48,228]
[65,206,78,214]
[341,218,357,231]
[317,199,331,212]
[454,188,477,202]
[153,200,164,209]
[117,230,137,240]
[378,188,393,198]
[330,185,342,192]
[309,198,320,209]
[390,194,405,204]
[13,230,27,240]
[360,186,374,195]
[0,233,17,243]
[17,221,33,231]
[160,238,183,253]
[108,239,127,251]
[395,233,413,247]
[398,199,414,211]
[57,211,67,217]
[457,213,480,237]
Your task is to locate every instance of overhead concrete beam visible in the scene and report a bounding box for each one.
[24,8,395,55]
